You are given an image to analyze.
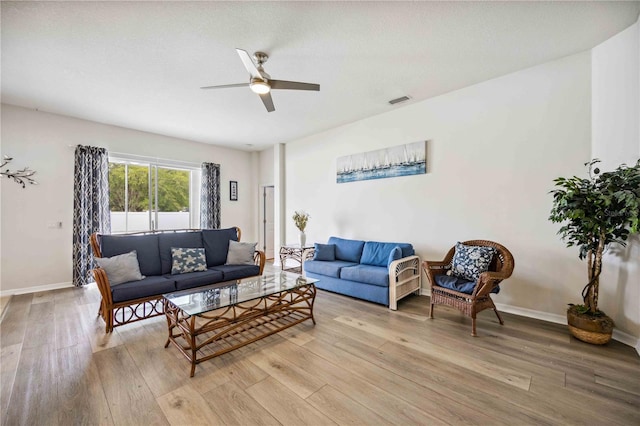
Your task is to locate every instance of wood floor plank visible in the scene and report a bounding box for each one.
[246,377,337,426]
[56,342,114,425]
[266,338,448,425]
[4,344,59,426]
[157,384,224,426]
[0,343,21,423]
[55,303,89,350]
[0,294,33,348]
[248,344,326,399]
[379,340,604,425]
[206,351,271,390]
[77,303,123,353]
[202,379,280,425]
[1,274,638,426]
[119,322,192,398]
[334,314,532,391]
[303,337,500,425]
[333,337,553,425]
[306,384,392,426]
[94,345,169,425]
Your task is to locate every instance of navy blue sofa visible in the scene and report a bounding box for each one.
[304,236,421,310]
[90,227,265,332]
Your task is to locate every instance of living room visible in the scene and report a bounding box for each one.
[1,2,639,425]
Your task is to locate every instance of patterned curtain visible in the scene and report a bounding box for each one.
[200,162,221,229]
[72,145,111,287]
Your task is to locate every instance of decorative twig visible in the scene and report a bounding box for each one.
[1,155,38,188]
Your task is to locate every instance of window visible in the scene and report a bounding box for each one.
[108,156,200,233]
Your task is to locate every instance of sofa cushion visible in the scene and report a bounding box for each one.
[387,243,415,258]
[313,243,336,261]
[172,270,224,291]
[226,240,256,265]
[328,237,365,263]
[388,246,403,267]
[171,247,208,275]
[451,242,496,281]
[100,234,161,276]
[202,228,238,267]
[210,265,260,281]
[304,260,358,278]
[111,275,176,303]
[340,264,389,287]
[158,232,204,274]
[94,250,144,285]
[361,242,406,267]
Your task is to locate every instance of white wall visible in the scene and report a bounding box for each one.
[591,18,640,343]
[286,52,594,330]
[0,104,256,293]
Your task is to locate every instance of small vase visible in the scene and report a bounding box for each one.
[299,231,306,247]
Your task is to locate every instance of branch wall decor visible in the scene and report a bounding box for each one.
[1,155,38,188]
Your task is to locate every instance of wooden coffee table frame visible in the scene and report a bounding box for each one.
[164,283,316,377]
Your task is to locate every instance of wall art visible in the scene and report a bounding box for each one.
[230,181,238,201]
[336,141,426,184]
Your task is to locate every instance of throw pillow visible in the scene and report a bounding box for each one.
[451,242,497,282]
[225,240,257,265]
[171,247,208,275]
[94,250,144,285]
[314,243,336,261]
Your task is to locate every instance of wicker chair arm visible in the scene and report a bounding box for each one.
[421,260,451,290]
[422,259,451,270]
[474,271,509,297]
[254,250,266,275]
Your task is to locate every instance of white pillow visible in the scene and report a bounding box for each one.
[94,250,145,285]
[225,240,257,265]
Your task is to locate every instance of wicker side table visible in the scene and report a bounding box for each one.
[279,244,315,273]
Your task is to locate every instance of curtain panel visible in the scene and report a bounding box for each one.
[200,162,221,229]
[72,145,111,287]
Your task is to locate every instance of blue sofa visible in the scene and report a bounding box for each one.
[304,236,421,310]
[90,227,265,332]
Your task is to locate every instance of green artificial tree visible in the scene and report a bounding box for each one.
[549,159,640,339]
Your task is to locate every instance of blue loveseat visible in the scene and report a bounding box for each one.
[90,227,265,332]
[304,236,421,310]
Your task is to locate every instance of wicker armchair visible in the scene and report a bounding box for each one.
[422,240,514,336]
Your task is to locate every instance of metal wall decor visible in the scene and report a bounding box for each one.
[1,155,37,188]
[337,141,427,184]
[230,180,238,201]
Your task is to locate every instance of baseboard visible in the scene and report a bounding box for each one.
[495,302,640,356]
[0,281,74,297]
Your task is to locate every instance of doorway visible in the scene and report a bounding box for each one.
[261,186,275,260]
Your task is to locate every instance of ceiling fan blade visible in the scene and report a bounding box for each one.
[270,80,320,91]
[259,92,275,112]
[236,48,264,79]
[200,83,249,90]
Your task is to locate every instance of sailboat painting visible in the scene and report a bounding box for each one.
[336,141,427,184]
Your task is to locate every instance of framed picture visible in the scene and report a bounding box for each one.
[230,181,238,201]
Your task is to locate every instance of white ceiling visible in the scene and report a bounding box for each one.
[2,1,639,151]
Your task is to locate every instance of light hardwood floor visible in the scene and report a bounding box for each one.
[1,269,639,425]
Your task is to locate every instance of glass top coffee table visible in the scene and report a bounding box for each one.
[163,271,318,377]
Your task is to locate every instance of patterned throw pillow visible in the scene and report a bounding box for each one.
[171,247,207,275]
[451,242,496,282]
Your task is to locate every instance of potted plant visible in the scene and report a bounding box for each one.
[549,159,640,344]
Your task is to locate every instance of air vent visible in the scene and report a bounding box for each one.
[388,96,411,105]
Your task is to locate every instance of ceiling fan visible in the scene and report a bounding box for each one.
[201,49,320,112]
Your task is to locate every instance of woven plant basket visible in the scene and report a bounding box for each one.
[567,307,614,345]
[567,324,612,345]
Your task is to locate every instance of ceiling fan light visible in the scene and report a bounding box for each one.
[250,79,270,94]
